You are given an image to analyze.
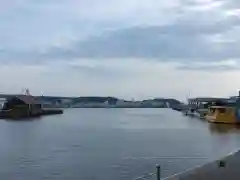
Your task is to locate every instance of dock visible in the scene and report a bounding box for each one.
[173,97,230,118]
[41,108,63,115]
[0,108,63,119]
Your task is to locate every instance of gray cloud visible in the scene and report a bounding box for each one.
[1,0,240,98]
[40,12,240,61]
[177,63,240,71]
[1,0,240,64]
[28,0,238,62]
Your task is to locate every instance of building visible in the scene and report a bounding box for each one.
[2,95,42,116]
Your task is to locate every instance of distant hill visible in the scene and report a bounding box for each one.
[72,97,182,107]
[72,96,119,105]
[0,94,182,107]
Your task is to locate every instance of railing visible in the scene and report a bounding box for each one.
[130,156,206,180]
[132,150,240,180]
[132,165,160,180]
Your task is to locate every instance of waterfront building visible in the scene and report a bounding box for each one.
[2,95,42,117]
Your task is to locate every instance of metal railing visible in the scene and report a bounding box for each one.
[131,152,238,180]
[132,165,160,180]
[130,155,223,180]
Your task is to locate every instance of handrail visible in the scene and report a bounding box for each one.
[132,149,240,180]
[133,172,156,180]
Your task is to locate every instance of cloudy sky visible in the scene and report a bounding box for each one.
[0,0,240,100]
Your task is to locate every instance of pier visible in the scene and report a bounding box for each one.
[171,97,228,113]
[187,97,229,109]
[179,97,230,118]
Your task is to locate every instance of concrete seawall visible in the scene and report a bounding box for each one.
[162,150,240,180]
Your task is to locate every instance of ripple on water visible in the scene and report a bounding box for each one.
[0,109,240,180]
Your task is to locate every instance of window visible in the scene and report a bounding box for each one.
[210,108,215,114]
[218,108,226,114]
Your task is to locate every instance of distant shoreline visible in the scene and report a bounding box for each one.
[70,106,168,108]
[0,94,182,109]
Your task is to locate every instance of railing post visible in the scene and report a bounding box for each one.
[156,165,160,180]
[219,160,226,168]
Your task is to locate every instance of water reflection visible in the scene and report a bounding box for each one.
[208,123,240,134]
[4,116,42,122]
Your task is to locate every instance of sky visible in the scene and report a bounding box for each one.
[0,0,240,100]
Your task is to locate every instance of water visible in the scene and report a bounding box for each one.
[0,108,240,180]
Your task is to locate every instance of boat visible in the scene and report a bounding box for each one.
[205,106,239,124]
[205,92,240,124]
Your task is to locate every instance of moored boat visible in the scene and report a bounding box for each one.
[205,106,240,124]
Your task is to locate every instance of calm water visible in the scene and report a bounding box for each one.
[1,108,240,180]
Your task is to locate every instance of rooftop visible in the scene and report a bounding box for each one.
[188,97,229,102]
[7,95,40,105]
